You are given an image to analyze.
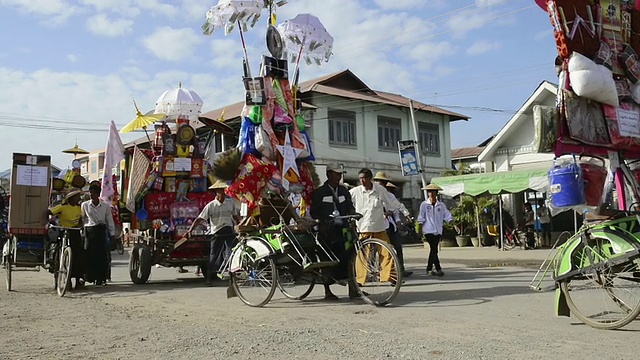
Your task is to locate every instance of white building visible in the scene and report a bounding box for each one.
[199,69,469,200]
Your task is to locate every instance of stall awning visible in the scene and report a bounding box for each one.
[431,169,549,197]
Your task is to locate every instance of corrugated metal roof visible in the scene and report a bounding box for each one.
[451,147,485,160]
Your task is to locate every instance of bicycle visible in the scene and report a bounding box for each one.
[223,209,403,307]
[530,209,640,330]
[47,225,79,297]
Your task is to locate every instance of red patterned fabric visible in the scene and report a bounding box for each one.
[226,154,278,210]
[298,162,316,205]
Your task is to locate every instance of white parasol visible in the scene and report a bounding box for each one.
[202,0,287,78]
[277,13,333,67]
[201,0,265,36]
[154,83,204,122]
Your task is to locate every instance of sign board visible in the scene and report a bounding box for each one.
[398,140,420,176]
[9,153,51,235]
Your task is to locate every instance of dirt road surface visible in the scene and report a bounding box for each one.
[2,251,639,360]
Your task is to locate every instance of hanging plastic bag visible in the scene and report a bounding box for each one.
[298,131,315,161]
[579,156,607,207]
[237,117,258,156]
[255,124,275,160]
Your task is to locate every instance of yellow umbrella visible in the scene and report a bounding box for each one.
[120,99,165,144]
[62,141,90,159]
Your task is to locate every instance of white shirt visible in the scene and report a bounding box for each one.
[537,206,551,224]
[197,198,236,235]
[81,200,116,236]
[417,200,452,236]
[350,183,410,233]
[384,193,404,230]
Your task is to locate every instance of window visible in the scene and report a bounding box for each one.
[91,160,97,174]
[418,123,440,156]
[377,116,401,151]
[328,109,356,146]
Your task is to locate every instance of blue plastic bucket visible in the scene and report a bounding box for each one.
[548,158,585,207]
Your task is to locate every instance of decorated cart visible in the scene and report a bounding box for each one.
[3,149,87,296]
[196,0,403,307]
[119,84,236,284]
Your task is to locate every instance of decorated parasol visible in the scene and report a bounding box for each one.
[202,0,287,78]
[62,141,90,159]
[154,82,204,122]
[277,13,333,83]
[120,99,165,145]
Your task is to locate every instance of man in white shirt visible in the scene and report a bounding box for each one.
[187,180,239,285]
[416,184,453,276]
[350,168,411,285]
[81,184,116,286]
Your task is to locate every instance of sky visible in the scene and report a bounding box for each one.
[0,0,558,171]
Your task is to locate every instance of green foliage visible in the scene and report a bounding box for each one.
[451,196,475,235]
[441,162,473,176]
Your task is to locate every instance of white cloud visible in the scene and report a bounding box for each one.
[78,0,177,18]
[208,39,244,70]
[67,54,79,63]
[0,0,80,24]
[86,14,134,37]
[0,66,241,170]
[142,27,204,62]
[466,40,501,55]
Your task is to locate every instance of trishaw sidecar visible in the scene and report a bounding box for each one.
[129,232,210,284]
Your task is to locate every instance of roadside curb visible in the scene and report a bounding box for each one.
[405,256,543,269]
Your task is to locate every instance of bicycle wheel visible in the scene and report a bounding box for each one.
[117,240,124,255]
[231,242,277,307]
[350,237,402,307]
[4,255,11,292]
[560,235,640,330]
[277,265,316,300]
[57,247,72,297]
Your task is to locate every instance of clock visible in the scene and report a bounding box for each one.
[72,159,81,169]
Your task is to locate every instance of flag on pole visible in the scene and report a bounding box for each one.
[100,121,125,202]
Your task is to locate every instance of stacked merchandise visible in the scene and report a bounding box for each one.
[134,116,215,240]
[539,0,640,156]
[537,0,640,210]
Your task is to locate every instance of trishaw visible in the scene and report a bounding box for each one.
[221,196,403,307]
[2,153,79,296]
[127,192,217,285]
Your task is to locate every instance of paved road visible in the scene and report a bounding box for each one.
[2,248,639,360]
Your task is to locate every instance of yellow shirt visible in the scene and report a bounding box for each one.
[50,203,83,228]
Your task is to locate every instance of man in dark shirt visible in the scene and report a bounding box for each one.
[310,164,357,300]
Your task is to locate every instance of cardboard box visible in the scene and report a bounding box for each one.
[9,153,51,235]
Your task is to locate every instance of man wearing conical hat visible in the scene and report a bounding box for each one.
[187,180,239,285]
[416,183,452,277]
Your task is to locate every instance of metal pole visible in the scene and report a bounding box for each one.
[409,100,429,200]
[499,196,504,250]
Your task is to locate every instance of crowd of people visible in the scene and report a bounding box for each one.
[180,164,455,300]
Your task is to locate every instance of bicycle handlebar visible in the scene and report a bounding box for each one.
[329,213,363,221]
[48,225,83,231]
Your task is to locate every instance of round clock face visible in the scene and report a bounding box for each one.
[72,159,81,168]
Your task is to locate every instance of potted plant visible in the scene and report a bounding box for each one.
[441,222,457,247]
[451,196,475,247]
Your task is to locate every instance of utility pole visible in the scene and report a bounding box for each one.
[409,100,428,200]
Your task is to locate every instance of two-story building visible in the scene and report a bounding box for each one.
[198,69,469,200]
